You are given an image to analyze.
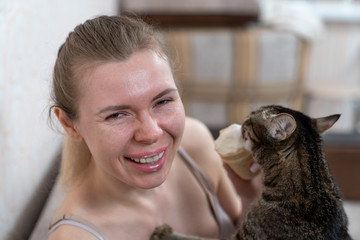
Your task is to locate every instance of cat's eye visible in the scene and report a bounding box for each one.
[243,134,248,141]
[242,129,248,141]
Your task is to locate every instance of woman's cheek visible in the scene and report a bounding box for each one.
[161,104,185,139]
[95,125,133,157]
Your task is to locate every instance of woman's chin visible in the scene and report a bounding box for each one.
[132,171,168,190]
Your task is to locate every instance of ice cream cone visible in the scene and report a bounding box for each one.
[215,124,259,180]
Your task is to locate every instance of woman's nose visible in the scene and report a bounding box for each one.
[134,114,163,144]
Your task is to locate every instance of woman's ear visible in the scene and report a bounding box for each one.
[54,107,83,142]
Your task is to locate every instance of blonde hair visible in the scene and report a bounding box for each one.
[49,15,170,187]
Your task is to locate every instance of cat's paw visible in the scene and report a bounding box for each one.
[150,224,174,240]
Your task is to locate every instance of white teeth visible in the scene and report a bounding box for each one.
[130,151,164,164]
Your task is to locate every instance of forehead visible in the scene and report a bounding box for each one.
[73,50,177,115]
[82,50,174,91]
[261,109,278,120]
[249,106,281,122]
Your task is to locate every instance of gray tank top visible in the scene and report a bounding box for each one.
[48,147,236,239]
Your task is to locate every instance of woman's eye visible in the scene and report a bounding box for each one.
[155,98,172,106]
[105,112,124,120]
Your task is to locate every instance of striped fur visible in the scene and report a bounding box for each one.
[236,105,351,240]
[151,105,352,240]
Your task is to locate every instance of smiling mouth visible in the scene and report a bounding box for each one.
[126,151,164,164]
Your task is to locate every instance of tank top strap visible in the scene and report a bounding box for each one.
[48,214,106,240]
[178,146,236,239]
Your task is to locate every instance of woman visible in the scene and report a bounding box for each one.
[48,15,262,240]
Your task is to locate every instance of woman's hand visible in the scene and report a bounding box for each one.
[223,163,263,222]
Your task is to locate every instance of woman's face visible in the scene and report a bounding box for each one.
[74,50,185,189]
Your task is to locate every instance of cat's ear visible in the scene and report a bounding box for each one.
[269,113,297,141]
[313,114,341,134]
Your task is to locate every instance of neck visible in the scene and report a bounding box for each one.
[261,141,335,199]
[78,161,167,207]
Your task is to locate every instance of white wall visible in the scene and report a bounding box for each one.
[0,0,118,239]
[305,22,360,134]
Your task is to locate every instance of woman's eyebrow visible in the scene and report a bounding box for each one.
[152,88,178,102]
[97,88,178,115]
[97,105,131,115]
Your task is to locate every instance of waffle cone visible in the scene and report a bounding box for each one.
[215,124,259,180]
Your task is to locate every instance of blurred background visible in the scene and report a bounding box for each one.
[1,0,359,239]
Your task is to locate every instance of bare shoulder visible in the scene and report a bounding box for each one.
[48,224,100,240]
[48,189,105,240]
[181,117,223,187]
[182,117,213,155]
[49,190,157,240]
[181,117,241,222]
[182,117,215,152]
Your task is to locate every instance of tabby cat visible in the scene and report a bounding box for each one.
[151,105,352,240]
